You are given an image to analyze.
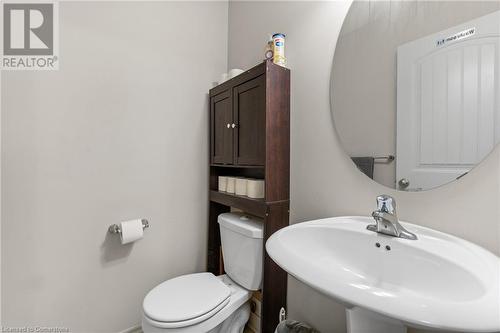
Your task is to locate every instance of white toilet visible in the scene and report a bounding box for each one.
[142,212,263,333]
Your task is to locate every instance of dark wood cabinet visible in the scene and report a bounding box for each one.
[210,67,268,167]
[208,60,290,333]
[233,74,266,166]
[210,89,233,165]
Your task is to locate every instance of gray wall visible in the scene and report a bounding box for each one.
[332,1,500,188]
[1,2,227,332]
[2,2,499,332]
[228,1,500,332]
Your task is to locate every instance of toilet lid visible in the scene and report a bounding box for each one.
[143,272,231,324]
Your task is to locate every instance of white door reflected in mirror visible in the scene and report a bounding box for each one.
[397,11,500,191]
[331,1,500,191]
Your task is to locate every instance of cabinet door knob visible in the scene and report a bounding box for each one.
[231,123,237,129]
[227,123,231,128]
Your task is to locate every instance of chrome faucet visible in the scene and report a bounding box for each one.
[367,195,417,240]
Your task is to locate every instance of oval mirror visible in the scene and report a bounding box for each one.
[331,1,500,191]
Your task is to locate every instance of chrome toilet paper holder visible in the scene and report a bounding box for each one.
[108,219,150,235]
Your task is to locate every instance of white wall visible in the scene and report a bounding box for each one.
[332,1,500,188]
[228,1,500,332]
[0,60,2,327]
[1,2,227,332]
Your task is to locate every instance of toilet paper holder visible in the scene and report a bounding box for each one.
[108,219,149,235]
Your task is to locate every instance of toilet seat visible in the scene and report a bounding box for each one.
[143,298,231,329]
[143,273,231,328]
[142,274,253,333]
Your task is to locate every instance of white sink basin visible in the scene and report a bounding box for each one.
[266,216,500,333]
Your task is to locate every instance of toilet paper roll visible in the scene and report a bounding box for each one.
[218,176,228,192]
[226,177,236,194]
[247,179,265,199]
[120,219,144,244]
[235,178,248,196]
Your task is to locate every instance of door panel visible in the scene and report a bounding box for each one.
[233,75,266,166]
[210,90,233,164]
[397,11,500,190]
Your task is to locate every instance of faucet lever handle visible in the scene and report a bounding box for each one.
[376,195,396,215]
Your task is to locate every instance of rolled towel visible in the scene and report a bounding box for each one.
[275,320,320,333]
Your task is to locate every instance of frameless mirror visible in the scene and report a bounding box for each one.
[331,1,500,191]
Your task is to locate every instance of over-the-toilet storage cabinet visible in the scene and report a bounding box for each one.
[211,72,266,166]
[208,59,290,333]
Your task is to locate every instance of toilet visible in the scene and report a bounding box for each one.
[142,212,263,333]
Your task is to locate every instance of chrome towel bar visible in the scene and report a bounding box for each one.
[373,155,395,162]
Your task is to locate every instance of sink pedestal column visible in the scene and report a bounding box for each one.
[346,307,407,333]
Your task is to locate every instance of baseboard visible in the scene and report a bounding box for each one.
[119,325,142,333]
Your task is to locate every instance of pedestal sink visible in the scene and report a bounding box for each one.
[266,216,500,333]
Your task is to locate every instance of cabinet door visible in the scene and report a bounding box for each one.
[233,75,266,166]
[210,90,233,164]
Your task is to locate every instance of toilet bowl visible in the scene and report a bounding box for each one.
[142,213,263,333]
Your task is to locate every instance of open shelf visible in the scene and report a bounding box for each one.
[210,164,265,169]
[209,190,266,217]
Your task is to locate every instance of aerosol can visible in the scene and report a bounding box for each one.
[272,33,286,67]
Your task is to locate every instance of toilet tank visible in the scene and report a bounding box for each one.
[218,212,263,290]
